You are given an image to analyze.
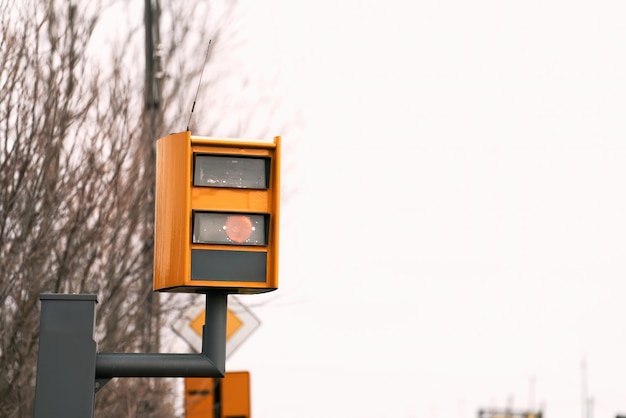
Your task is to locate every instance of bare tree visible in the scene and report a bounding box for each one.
[0,0,290,415]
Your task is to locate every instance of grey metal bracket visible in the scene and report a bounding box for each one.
[33,291,228,418]
[95,292,227,379]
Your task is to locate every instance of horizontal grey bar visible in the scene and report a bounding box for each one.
[95,353,223,378]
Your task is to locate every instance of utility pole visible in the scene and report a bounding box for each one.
[144,0,162,354]
[144,0,163,141]
[143,2,163,415]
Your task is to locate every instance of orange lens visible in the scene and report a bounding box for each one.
[225,215,253,243]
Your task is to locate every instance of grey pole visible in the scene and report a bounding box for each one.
[33,291,227,416]
[201,291,227,376]
[33,294,98,418]
[95,291,227,378]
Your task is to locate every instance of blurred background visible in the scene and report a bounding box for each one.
[2,0,626,417]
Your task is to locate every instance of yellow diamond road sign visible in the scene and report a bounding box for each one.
[173,295,261,358]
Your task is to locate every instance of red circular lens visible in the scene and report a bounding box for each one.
[225,215,253,243]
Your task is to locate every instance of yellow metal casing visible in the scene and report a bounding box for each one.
[153,131,280,293]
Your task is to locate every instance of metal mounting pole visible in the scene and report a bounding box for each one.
[201,291,227,375]
[95,291,227,378]
[33,291,227,416]
[33,294,98,418]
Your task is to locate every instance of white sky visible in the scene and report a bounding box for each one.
[196,1,626,417]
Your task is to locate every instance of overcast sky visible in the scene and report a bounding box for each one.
[204,1,626,417]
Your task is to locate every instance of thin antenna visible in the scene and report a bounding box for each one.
[186,40,212,132]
